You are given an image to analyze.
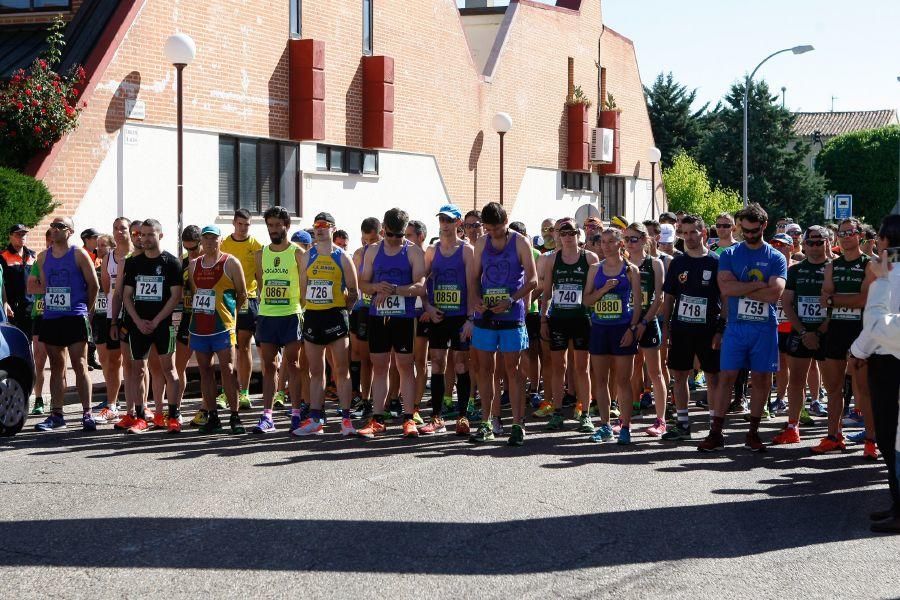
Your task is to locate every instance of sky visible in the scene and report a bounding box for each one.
[458,0,900,114]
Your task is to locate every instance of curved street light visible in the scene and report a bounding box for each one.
[742,45,814,207]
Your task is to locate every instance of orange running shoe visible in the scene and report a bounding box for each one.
[402,419,419,438]
[863,439,879,461]
[456,416,470,436]
[114,414,136,430]
[126,418,149,434]
[810,435,846,454]
[167,417,182,434]
[144,408,155,422]
[772,426,801,445]
[357,418,386,439]
[152,412,166,429]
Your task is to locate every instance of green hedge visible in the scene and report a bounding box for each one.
[0,167,57,245]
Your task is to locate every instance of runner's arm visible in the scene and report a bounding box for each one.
[830,262,875,309]
[744,275,785,304]
[109,260,127,325]
[539,254,553,319]
[341,251,359,308]
[75,248,100,313]
[467,237,485,315]
[27,251,46,295]
[297,251,310,309]
[717,269,766,297]
[512,235,538,303]
[359,243,379,296]
[400,244,427,298]
[226,256,248,312]
[644,257,665,321]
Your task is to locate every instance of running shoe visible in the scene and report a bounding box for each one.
[144,408,155,422]
[230,414,245,434]
[847,430,867,443]
[466,402,482,423]
[388,398,402,417]
[546,413,565,431]
[402,419,419,438]
[639,392,654,413]
[770,398,788,415]
[573,401,583,421]
[728,398,748,414]
[418,417,446,435]
[30,397,45,415]
[809,400,828,417]
[771,426,800,445]
[93,398,109,411]
[340,418,357,436]
[661,424,691,441]
[412,411,425,427]
[357,418,386,439]
[443,396,458,419]
[507,423,525,446]
[562,392,577,407]
[325,384,338,401]
[81,413,97,432]
[799,407,815,426]
[532,400,554,418]
[191,410,208,427]
[645,418,666,437]
[469,422,494,443]
[693,371,706,389]
[351,400,373,419]
[744,432,766,452]
[239,391,253,410]
[611,418,623,435]
[617,427,631,445]
[455,416,470,436]
[609,400,620,419]
[591,423,614,442]
[665,403,677,423]
[152,412,166,429]
[491,416,504,436]
[167,417,182,434]
[500,390,510,406]
[95,406,120,424]
[810,435,846,454]
[198,415,223,434]
[528,392,542,409]
[215,392,227,410]
[863,439,878,460]
[694,394,709,409]
[289,413,302,431]
[577,413,595,434]
[126,418,149,434]
[251,416,276,434]
[273,390,287,408]
[292,418,324,436]
[697,431,725,452]
[842,410,865,428]
[114,414,136,430]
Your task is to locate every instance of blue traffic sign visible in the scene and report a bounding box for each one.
[834,194,852,220]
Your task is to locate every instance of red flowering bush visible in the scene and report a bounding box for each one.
[0,18,85,169]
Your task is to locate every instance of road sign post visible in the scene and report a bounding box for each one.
[834,194,852,220]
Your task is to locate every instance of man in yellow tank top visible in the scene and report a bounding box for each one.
[220,208,263,410]
[250,207,305,434]
[292,212,360,437]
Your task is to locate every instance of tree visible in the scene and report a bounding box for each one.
[663,151,742,227]
[698,80,827,228]
[643,72,708,165]
[0,167,57,245]
[815,125,900,224]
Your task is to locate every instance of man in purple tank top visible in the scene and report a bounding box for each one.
[28,216,99,432]
[468,202,538,446]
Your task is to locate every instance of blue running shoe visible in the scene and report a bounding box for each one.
[617,427,632,445]
[92,399,109,411]
[809,400,828,417]
[82,414,97,432]
[290,414,301,431]
[528,392,542,409]
[35,414,66,432]
[500,390,510,406]
[251,416,276,434]
[847,430,867,443]
[639,392,654,411]
[770,398,788,415]
[591,423,614,442]
[842,410,864,428]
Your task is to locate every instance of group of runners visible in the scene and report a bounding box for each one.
[0,201,890,457]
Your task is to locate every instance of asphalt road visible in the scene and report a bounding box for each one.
[2,392,899,600]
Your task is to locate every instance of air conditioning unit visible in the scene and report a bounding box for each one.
[590,127,614,163]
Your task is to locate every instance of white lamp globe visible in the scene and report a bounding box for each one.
[492,112,513,134]
[164,33,196,65]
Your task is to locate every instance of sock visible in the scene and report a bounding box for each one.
[709,409,717,419]
[403,412,414,422]
[677,409,689,428]
[83,409,91,418]
[341,408,350,420]
[787,419,798,430]
[350,361,361,394]
[135,404,145,419]
[310,409,322,421]
[291,408,301,417]
[749,416,761,434]
[711,416,724,433]
[263,408,273,418]
[431,373,445,418]
[168,404,180,419]
[456,372,471,416]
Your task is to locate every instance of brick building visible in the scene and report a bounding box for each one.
[1,0,663,249]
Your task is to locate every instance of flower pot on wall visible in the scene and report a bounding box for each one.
[566,102,589,172]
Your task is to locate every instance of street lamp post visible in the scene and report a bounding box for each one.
[164,33,196,258]
[742,44,814,207]
[647,147,661,219]
[492,112,512,205]
[895,76,899,214]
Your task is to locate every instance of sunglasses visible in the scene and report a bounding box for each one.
[438,216,456,224]
[624,235,643,244]
[715,223,732,229]
[183,244,200,252]
[464,222,482,229]
[741,226,763,236]
[313,220,333,229]
[805,239,825,247]
[541,226,554,233]
[50,222,69,230]
[384,230,404,239]
[837,230,859,238]
[557,230,577,237]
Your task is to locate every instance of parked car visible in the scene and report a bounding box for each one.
[0,322,34,437]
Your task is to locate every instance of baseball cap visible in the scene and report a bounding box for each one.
[8,224,29,235]
[436,203,462,220]
[771,233,793,246]
[659,212,677,223]
[201,225,221,237]
[785,223,802,235]
[291,230,312,244]
[659,223,676,244]
[611,215,628,230]
[80,228,99,240]
[556,218,577,231]
[313,212,336,227]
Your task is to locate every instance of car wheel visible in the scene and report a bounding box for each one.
[0,367,29,437]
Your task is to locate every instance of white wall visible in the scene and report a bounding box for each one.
[509,167,599,238]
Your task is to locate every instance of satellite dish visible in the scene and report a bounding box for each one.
[574,203,601,224]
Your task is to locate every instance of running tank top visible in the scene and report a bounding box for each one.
[480,231,525,323]
[638,256,655,313]
[259,245,302,317]
[831,254,868,322]
[428,242,467,317]
[305,246,347,310]
[190,253,236,335]
[590,260,632,326]
[43,246,88,319]
[371,241,416,318]
[550,250,589,319]
[106,251,122,318]
[353,245,373,311]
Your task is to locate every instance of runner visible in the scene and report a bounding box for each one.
[333,229,350,250]
[583,228,642,444]
[811,218,876,456]
[121,219,183,433]
[660,215,723,441]
[293,212,359,436]
[251,207,305,434]
[709,213,737,256]
[220,208,263,410]
[89,232,117,420]
[357,208,427,439]
[421,204,474,435]
[406,219,429,424]
[188,225,247,434]
[25,229,52,415]
[30,217,100,432]
[172,227,204,423]
[80,227,102,370]
[349,217,381,417]
[0,224,36,337]
[772,226,828,445]
[699,203,786,452]
[785,223,806,261]
[770,232,795,417]
[540,217,598,433]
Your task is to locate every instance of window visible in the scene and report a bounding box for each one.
[600,176,626,220]
[316,144,378,175]
[561,171,592,191]
[218,136,300,215]
[0,0,69,11]
[362,0,373,55]
[289,0,301,37]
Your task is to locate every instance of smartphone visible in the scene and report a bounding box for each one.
[886,247,900,263]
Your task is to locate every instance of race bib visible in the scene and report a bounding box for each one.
[642,290,650,308]
[552,284,583,309]
[434,285,462,312]
[677,295,708,324]
[375,294,405,316]
[35,297,45,316]
[737,297,767,322]
[135,275,163,302]
[238,299,250,314]
[306,279,335,305]
[483,287,510,309]
[832,306,862,321]
[192,289,216,314]
[593,293,623,320]
[45,287,71,312]
[776,300,787,324]
[797,296,824,323]
[107,282,116,318]
[96,292,108,313]
[263,279,289,305]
